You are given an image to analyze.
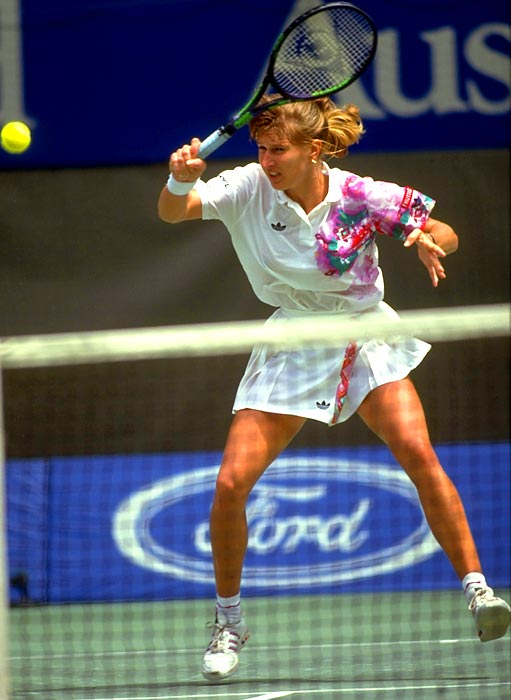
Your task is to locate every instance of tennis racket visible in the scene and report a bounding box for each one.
[197,2,377,159]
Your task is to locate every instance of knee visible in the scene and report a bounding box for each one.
[214,468,252,507]
[390,436,441,485]
[390,433,432,463]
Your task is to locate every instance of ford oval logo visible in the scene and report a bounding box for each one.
[112,456,440,588]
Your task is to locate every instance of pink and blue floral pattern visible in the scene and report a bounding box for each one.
[315,174,434,278]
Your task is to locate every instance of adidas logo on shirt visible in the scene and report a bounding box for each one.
[316,400,331,409]
[271,222,287,232]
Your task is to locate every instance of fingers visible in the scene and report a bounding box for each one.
[169,138,205,182]
[189,137,202,158]
[403,228,423,247]
[429,261,443,287]
[434,262,446,285]
[403,229,446,257]
[430,261,446,287]
[425,249,446,287]
[412,233,448,287]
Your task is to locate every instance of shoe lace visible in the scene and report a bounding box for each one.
[205,622,240,654]
[468,586,494,611]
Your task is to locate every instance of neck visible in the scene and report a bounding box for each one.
[286,168,328,214]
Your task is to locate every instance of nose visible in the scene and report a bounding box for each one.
[260,152,274,169]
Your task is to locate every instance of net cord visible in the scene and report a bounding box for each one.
[0,303,509,369]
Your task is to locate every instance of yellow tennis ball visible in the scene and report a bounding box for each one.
[1,121,32,154]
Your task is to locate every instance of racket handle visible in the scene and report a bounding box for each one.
[197,128,233,160]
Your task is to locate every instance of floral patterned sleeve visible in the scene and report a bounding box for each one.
[345,173,436,241]
[314,173,436,278]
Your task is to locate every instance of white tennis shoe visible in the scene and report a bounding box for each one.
[201,616,250,681]
[468,586,511,642]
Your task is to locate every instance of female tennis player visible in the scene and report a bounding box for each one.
[158,97,510,681]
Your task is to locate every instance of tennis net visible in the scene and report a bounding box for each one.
[1,303,510,700]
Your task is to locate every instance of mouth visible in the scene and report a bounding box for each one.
[266,170,281,184]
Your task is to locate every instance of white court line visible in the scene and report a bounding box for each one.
[72,695,293,700]
[246,693,295,700]
[272,682,511,695]
[71,694,295,700]
[71,680,510,700]
[9,637,480,661]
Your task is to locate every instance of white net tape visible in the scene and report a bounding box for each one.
[1,303,509,369]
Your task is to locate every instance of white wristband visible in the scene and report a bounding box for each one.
[166,174,197,195]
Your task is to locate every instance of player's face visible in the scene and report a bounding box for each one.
[256,129,314,194]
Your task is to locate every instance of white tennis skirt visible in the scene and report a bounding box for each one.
[233,303,431,426]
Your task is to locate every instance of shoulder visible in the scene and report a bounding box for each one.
[326,166,374,202]
[199,162,269,222]
[214,162,264,188]
[332,167,408,201]
[199,162,267,203]
[207,163,271,204]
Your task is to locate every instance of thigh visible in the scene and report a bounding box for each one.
[219,409,306,495]
[357,377,432,451]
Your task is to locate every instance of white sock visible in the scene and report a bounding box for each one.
[462,572,488,603]
[216,593,242,624]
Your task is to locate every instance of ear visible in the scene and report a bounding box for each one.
[310,139,322,162]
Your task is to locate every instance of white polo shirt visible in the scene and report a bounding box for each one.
[197,162,435,314]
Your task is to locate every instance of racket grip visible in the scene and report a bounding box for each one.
[197,128,233,160]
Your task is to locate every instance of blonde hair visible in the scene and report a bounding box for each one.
[248,95,364,159]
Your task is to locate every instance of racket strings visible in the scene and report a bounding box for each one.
[273,9,375,98]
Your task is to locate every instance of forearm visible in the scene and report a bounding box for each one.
[158,186,193,223]
[158,172,203,223]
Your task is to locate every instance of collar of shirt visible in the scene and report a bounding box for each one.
[272,163,342,228]
[273,163,341,206]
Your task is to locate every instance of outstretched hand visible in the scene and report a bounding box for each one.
[404,228,447,287]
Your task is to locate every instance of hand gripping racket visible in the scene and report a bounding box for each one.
[197,2,377,159]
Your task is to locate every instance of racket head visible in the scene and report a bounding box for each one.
[268,2,377,100]
[198,3,377,158]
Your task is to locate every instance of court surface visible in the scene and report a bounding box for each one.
[10,591,511,700]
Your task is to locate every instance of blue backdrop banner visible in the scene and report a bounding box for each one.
[7,443,510,603]
[0,0,509,169]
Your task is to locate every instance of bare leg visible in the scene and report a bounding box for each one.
[357,377,481,580]
[211,409,306,597]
